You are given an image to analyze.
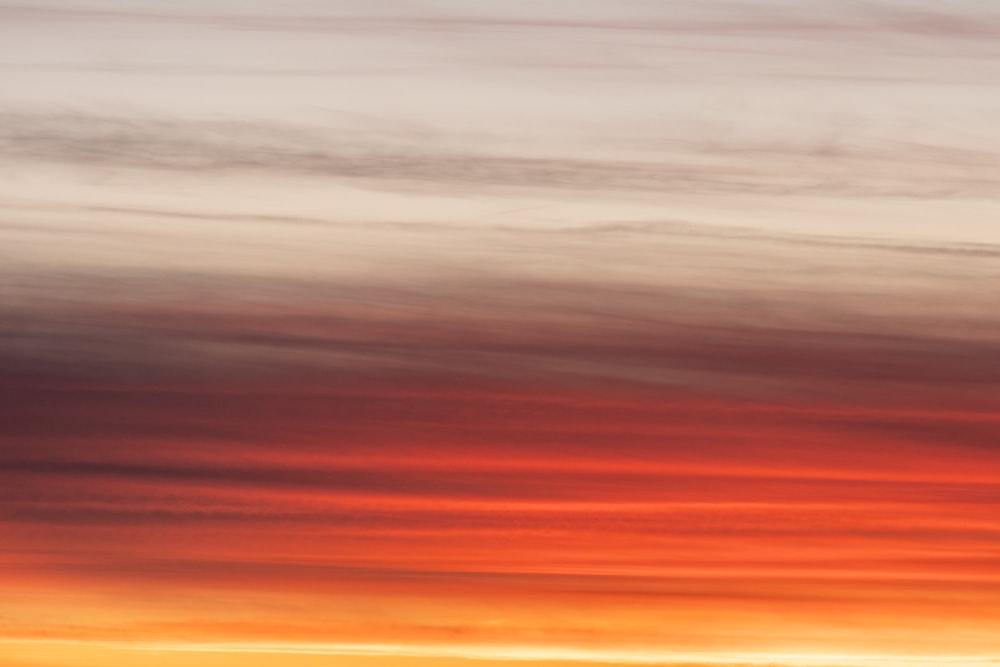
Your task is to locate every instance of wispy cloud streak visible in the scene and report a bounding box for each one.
[3,1,1000,666]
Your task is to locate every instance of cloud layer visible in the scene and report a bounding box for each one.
[3,1,1000,666]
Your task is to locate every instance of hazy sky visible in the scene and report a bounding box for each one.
[2,2,1000,667]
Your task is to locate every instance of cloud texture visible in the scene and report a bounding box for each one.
[3,1,1000,667]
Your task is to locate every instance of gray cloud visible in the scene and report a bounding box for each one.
[1,270,998,406]
[3,109,999,198]
[6,1,1000,39]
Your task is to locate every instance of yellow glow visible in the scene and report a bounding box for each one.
[2,640,997,667]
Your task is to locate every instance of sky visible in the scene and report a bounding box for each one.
[2,1,1000,666]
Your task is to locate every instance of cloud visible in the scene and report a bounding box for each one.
[2,108,999,198]
[1,260,997,404]
[4,2,1000,660]
[7,0,1000,39]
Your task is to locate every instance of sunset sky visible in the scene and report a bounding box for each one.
[3,2,1000,666]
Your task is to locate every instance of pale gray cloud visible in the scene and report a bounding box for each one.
[2,109,999,199]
